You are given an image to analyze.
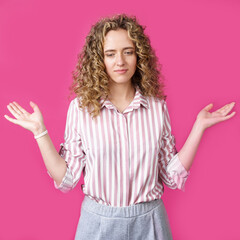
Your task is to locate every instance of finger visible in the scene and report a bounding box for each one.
[215,104,228,113]
[216,102,235,115]
[216,102,235,111]
[7,104,20,119]
[30,101,41,114]
[222,104,235,116]
[12,101,29,114]
[216,111,236,123]
[225,111,236,119]
[4,114,20,125]
[9,102,25,116]
[30,101,38,110]
[203,103,213,112]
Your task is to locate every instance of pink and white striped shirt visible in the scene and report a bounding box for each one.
[48,86,190,207]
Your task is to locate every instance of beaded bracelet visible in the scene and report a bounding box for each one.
[34,130,48,139]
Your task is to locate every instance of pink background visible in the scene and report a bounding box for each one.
[1,0,239,239]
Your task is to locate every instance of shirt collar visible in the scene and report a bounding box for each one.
[99,86,149,111]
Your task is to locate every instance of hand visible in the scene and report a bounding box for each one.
[196,102,236,131]
[4,101,46,135]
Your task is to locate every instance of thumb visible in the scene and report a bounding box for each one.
[203,103,213,112]
[30,101,40,112]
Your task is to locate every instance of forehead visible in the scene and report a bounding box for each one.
[103,29,135,49]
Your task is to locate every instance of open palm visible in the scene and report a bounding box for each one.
[197,102,236,130]
[4,101,45,134]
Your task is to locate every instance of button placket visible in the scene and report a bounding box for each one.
[122,113,130,205]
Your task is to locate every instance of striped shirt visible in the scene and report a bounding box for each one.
[48,86,190,207]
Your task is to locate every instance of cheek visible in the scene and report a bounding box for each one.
[132,55,137,65]
[104,59,113,72]
[130,58,137,70]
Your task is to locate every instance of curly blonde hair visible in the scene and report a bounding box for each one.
[69,13,166,119]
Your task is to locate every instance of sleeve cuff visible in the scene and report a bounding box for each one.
[167,153,190,191]
[47,166,73,193]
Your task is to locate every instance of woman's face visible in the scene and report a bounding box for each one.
[103,29,137,86]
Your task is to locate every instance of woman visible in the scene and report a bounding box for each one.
[4,14,236,239]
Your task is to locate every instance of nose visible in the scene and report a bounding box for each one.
[116,53,125,66]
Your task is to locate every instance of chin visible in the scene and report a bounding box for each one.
[110,77,132,84]
[112,80,132,84]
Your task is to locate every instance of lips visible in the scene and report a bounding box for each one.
[114,69,128,72]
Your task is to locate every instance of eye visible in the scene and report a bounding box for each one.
[105,53,114,57]
[124,51,134,55]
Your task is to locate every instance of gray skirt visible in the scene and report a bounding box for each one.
[75,195,173,240]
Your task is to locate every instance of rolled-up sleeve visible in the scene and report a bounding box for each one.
[48,98,86,193]
[158,100,190,192]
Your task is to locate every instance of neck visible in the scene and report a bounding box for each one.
[108,82,136,103]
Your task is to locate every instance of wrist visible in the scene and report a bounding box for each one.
[32,123,47,136]
[194,118,205,134]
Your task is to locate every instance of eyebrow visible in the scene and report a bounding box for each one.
[104,47,135,53]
